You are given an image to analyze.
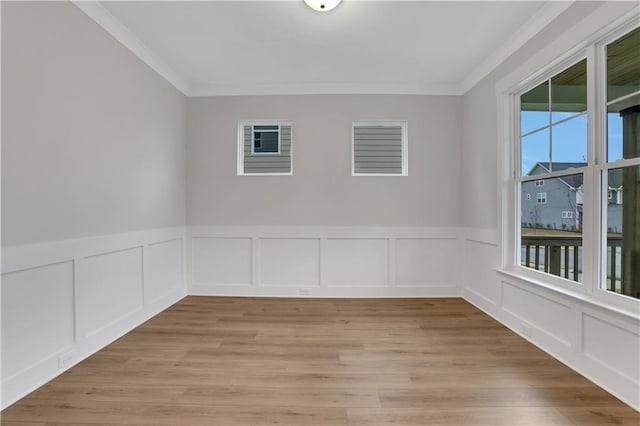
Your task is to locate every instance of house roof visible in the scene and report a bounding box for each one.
[526,162,585,188]
[526,162,586,175]
[526,162,623,190]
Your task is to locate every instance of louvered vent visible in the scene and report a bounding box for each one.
[353,123,406,175]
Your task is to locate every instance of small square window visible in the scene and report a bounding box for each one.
[535,180,544,187]
[253,125,280,154]
[536,192,547,204]
[238,121,292,175]
[561,211,573,219]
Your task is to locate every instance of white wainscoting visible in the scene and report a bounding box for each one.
[187,227,462,297]
[462,228,640,411]
[1,228,187,409]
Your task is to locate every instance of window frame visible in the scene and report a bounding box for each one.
[351,120,408,177]
[237,120,293,176]
[536,192,547,204]
[497,13,640,315]
[251,125,281,155]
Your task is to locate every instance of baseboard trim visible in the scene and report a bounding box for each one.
[189,284,460,298]
[1,287,186,410]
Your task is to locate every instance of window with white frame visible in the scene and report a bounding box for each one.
[352,121,408,176]
[512,23,639,304]
[252,125,280,154]
[237,121,292,175]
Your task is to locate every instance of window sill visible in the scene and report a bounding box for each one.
[495,267,640,321]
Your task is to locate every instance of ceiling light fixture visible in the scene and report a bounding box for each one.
[303,0,342,12]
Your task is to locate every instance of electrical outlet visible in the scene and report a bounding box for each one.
[299,288,311,296]
[58,353,74,370]
[521,323,533,338]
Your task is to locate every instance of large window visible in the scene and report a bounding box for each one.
[513,24,639,304]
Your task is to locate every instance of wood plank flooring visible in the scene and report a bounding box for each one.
[2,296,638,425]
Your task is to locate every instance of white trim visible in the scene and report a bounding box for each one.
[250,125,281,155]
[190,82,464,97]
[495,268,639,325]
[498,8,640,316]
[351,120,408,177]
[464,228,639,410]
[0,1,4,409]
[237,120,293,176]
[187,225,462,296]
[460,2,575,94]
[607,89,640,107]
[1,227,187,410]
[189,285,459,298]
[72,1,572,97]
[72,1,190,95]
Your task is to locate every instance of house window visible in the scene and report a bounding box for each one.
[352,121,408,176]
[510,23,639,307]
[252,125,279,154]
[237,121,293,175]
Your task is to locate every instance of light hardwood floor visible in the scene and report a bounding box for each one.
[2,296,638,425]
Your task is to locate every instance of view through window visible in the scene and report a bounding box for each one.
[516,26,639,300]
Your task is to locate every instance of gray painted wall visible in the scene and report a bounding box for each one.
[187,95,462,227]
[2,2,187,246]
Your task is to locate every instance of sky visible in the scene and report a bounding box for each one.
[520,111,624,175]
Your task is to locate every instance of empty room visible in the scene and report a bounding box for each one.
[1,0,639,424]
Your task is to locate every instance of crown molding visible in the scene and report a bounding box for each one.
[189,82,464,97]
[460,1,575,95]
[72,1,573,98]
[72,1,191,95]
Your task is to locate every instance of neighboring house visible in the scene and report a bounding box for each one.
[606,170,624,233]
[521,162,623,232]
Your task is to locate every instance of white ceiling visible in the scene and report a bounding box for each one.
[75,1,574,96]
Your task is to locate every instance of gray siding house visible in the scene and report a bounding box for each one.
[521,162,623,232]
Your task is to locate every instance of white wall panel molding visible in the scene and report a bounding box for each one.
[1,228,187,410]
[462,228,640,411]
[188,226,462,298]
